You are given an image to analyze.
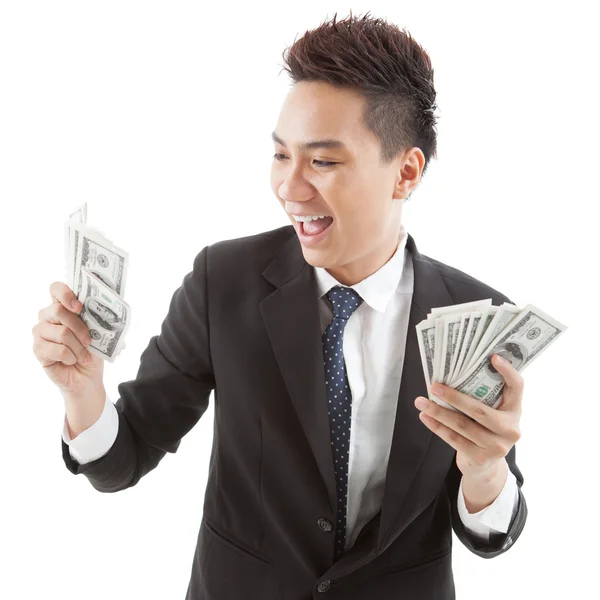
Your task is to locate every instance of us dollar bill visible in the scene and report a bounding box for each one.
[448,311,479,384]
[448,304,567,409]
[440,313,462,384]
[417,300,568,414]
[69,221,129,301]
[456,306,498,380]
[430,300,492,385]
[416,316,458,412]
[78,267,131,363]
[64,202,131,360]
[416,317,437,391]
[64,203,87,289]
[428,299,493,319]
[462,303,521,374]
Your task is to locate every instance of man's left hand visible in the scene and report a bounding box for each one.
[414,353,523,478]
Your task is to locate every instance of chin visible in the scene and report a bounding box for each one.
[300,250,334,268]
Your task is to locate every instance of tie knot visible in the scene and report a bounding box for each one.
[326,285,363,320]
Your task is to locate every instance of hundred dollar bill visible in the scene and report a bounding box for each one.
[438,304,567,413]
[430,300,492,384]
[462,303,521,374]
[69,220,129,300]
[450,307,502,385]
[447,314,464,382]
[427,299,492,319]
[64,202,87,289]
[440,313,462,384]
[433,318,444,383]
[416,316,459,412]
[455,306,498,381]
[63,202,131,361]
[416,317,437,392]
[417,301,492,411]
[449,309,493,384]
[76,266,131,363]
[448,311,479,384]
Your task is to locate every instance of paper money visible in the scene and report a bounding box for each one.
[78,266,130,361]
[431,300,492,384]
[461,304,520,374]
[70,221,129,300]
[64,203,86,289]
[416,300,567,414]
[64,202,131,362]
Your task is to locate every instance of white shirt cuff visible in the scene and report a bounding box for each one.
[457,463,519,541]
[62,393,119,464]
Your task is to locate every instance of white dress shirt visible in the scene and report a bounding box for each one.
[63,227,519,550]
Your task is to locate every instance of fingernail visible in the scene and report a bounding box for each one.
[494,354,507,364]
[415,397,428,409]
[84,336,92,346]
[71,300,80,310]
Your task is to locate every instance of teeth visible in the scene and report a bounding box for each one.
[293,215,330,222]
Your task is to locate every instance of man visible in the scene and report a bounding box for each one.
[55,12,527,599]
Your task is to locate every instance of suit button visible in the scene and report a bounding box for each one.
[317,580,331,592]
[317,518,332,532]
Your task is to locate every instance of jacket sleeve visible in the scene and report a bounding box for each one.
[446,442,528,558]
[61,244,216,493]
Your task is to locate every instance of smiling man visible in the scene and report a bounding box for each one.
[270,79,422,288]
[56,11,527,600]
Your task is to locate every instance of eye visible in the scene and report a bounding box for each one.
[272,154,336,168]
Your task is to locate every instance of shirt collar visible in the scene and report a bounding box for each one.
[313,226,411,314]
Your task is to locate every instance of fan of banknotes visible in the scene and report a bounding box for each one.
[64,202,130,363]
[416,299,567,413]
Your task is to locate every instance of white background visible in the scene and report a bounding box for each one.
[2,1,598,598]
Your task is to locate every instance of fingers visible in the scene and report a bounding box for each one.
[37,301,91,349]
[493,354,524,390]
[490,354,524,412]
[33,321,91,365]
[430,382,493,422]
[33,335,79,367]
[416,395,499,449]
[49,281,82,313]
[33,282,93,368]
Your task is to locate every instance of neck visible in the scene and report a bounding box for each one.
[326,226,405,286]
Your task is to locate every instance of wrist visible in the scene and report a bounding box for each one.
[462,459,508,514]
[63,384,107,439]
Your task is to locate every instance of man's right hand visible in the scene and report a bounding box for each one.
[32,281,105,397]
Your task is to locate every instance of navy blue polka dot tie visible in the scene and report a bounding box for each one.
[323,285,364,561]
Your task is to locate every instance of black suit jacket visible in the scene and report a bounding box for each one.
[62,225,527,599]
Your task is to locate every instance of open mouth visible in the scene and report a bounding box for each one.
[296,216,334,244]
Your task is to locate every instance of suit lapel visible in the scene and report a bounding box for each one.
[376,244,455,553]
[260,232,339,513]
[260,227,456,565]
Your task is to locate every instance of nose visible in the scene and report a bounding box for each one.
[275,165,315,198]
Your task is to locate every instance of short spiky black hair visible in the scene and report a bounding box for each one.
[279,10,439,189]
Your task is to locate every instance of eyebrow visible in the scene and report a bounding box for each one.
[271,131,347,151]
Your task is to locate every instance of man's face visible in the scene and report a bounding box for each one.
[270,80,423,285]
